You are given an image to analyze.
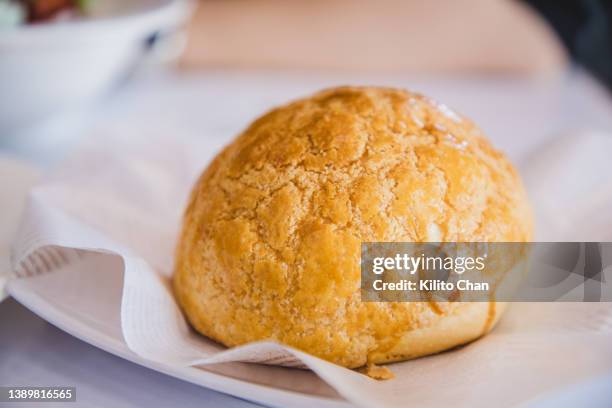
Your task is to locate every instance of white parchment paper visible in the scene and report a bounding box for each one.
[10,126,612,407]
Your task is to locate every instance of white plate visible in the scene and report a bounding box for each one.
[6,254,350,408]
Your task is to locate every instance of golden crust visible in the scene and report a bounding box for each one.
[173,86,532,368]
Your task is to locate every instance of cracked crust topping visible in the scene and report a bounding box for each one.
[173,86,533,368]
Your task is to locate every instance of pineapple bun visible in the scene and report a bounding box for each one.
[173,86,532,368]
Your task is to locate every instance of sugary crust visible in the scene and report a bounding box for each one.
[173,87,532,368]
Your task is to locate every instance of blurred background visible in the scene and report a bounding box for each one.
[0,0,611,164]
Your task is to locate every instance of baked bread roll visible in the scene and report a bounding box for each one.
[174,87,532,368]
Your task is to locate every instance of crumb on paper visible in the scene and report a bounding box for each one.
[359,363,395,380]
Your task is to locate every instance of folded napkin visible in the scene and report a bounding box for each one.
[0,156,39,301]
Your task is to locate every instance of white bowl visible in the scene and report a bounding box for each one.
[0,0,192,137]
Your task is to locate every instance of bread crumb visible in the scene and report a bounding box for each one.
[360,363,395,380]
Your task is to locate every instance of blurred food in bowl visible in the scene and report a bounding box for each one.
[0,0,192,137]
[0,0,89,26]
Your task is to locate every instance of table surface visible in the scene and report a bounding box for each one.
[1,67,611,408]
